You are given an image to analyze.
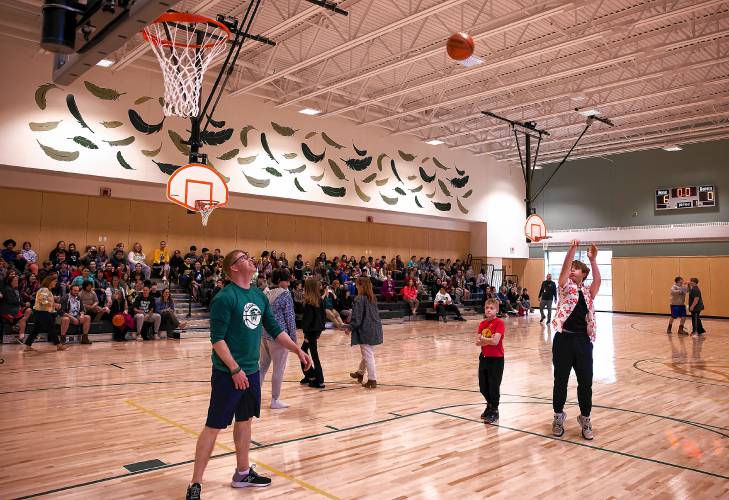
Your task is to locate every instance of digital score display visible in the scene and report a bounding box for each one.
[655,185,716,210]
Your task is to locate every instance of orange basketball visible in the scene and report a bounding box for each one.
[446,32,475,61]
[112,314,125,327]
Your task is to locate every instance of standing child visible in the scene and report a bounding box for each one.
[667,276,688,335]
[301,278,326,388]
[475,298,505,424]
[688,277,706,337]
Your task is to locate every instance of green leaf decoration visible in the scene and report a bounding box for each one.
[342,156,372,171]
[425,188,436,199]
[415,196,423,208]
[310,170,325,182]
[153,160,181,175]
[319,184,346,197]
[103,136,135,147]
[390,159,403,183]
[394,187,406,196]
[35,83,60,110]
[419,166,436,183]
[70,136,98,149]
[134,96,154,105]
[244,173,270,188]
[410,184,423,193]
[354,181,371,202]
[29,120,62,132]
[286,164,306,174]
[362,172,377,183]
[206,114,225,128]
[449,175,469,188]
[433,157,449,170]
[201,128,233,146]
[141,144,162,157]
[158,97,165,107]
[462,189,473,198]
[327,159,347,180]
[407,175,416,181]
[455,165,466,176]
[238,155,258,165]
[283,152,298,160]
[116,151,134,170]
[302,143,325,163]
[168,130,190,156]
[376,153,387,171]
[101,121,123,128]
[375,177,389,186]
[36,140,79,162]
[321,132,344,149]
[305,131,318,139]
[128,109,164,134]
[353,144,367,156]
[265,166,283,177]
[84,81,125,100]
[432,201,452,211]
[240,125,256,147]
[217,149,240,161]
[421,157,430,164]
[66,94,93,132]
[294,177,306,192]
[456,198,469,214]
[261,133,278,163]
[271,121,297,136]
[380,192,398,205]
[398,150,416,162]
[438,179,452,197]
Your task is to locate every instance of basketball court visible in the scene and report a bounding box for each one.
[1,1,728,499]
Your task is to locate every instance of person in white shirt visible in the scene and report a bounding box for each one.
[434,286,466,323]
[127,242,151,280]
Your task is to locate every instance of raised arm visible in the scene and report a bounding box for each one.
[558,240,580,288]
[588,244,601,298]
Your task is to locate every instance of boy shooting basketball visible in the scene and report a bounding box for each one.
[475,298,505,424]
[186,250,312,500]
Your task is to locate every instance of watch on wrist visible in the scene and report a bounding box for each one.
[230,366,241,375]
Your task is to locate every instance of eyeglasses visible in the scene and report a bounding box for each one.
[232,252,250,267]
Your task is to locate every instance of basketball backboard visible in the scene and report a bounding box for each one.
[525,214,547,242]
[166,163,228,211]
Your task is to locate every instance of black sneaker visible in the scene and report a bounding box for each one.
[485,410,499,424]
[299,377,310,385]
[308,382,326,389]
[186,482,201,500]
[480,408,488,420]
[231,464,272,488]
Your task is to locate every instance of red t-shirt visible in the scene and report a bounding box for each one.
[478,317,505,357]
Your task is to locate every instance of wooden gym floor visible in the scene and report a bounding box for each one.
[1,312,727,499]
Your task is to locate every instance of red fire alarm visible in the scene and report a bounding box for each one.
[366,216,374,223]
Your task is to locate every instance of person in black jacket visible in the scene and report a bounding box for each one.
[538,273,558,323]
[0,274,32,343]
[300,278,326,388]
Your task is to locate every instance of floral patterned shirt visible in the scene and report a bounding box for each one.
[552,278,597,342]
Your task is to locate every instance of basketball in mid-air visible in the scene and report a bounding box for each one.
[446,32,475,60]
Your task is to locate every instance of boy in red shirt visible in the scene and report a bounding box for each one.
[475,298,505,424]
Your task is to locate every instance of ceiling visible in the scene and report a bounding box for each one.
[4,0,729,165]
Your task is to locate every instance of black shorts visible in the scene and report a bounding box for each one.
[205,369,261,429]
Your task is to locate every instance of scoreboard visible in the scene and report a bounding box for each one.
[655,185,716,210]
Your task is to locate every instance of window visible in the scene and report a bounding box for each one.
[544,249,613,311]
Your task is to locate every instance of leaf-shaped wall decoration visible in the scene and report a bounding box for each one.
[128,109,164,135]
[84,81,125,100]
[101,121,123,128]
[158,97,165,107]
[438,179,452,197]
[141,144,162,157]
[217,149,240,161]
[407,175,417,180]
[153,160,181,175]
[410,185,423,193]
[380,192,398,205]
[432,201,452,211]
[305,131,317,139]
[353,144,367,156]
[448,175,469,188]
[362,173,377,183]
[201,128,233,146]
[29,120,62,132]
[70,136,98,149]
[66,94,93,132]
[415,196,423,208]
[391,159,403,183]
[244,173,270,188]
[354,181,371,202]
[375,177,389,187]
[265,166,283,177]
[394,187,406,196]
[455,165,466,176]
[398,150,416,162]
[238,155,258,165]
[294,177,306,192]
[240,125,256,147]
[462,189,473,198]
[168,130,190,155]
[116,151,134,170]
[327,159,347,180]
[134,96,153,105]
[433,157,449,170]
[103,136,135,147]
[319,184,346,197]
[283,152,298,159]
[36,140,79,162]
[310,170,325,182]
[376,153,387,171]
[456,198,469,214]
[260,133,278,163]
[35,83,60,110]
[321,132,344,149]
[302,143,325,163]
[342,156,372,171]
[421,157,430,164]
[425,189,436,199]
[286,165,306,174]
[419,166,436,183]
[271,121,297,136]
[206,114,225,128]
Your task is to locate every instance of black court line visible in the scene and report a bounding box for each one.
[633,358,729,388]
[110,363,124,370]
[325,425,340,431]
[388,412,402,417]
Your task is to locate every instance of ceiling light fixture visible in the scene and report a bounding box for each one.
[578,108,599,117]
[299,108,320,115]
[425,139,444,145]
[662,145,682,151]
[96,59,115,67]
[457,55,483,68]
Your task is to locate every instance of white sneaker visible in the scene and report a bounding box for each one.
[270,399,289,409]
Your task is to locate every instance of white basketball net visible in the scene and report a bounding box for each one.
[144,16,231,118]
[195,200,221,227]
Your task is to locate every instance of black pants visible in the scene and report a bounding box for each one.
[552,331,593,417]
[436,303,461,319]
[24,311,59,346]
[301,332,324,384]
[478,356,504,410]
[691,309,705,334]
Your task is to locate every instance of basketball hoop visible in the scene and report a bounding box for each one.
[525,214,548,242]
[143,13,232,117]
[195,200,221,227]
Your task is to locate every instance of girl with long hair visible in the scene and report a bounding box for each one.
[346,277,383,389]
[300,278,326,388]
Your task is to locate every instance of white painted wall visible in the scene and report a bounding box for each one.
[0,39,528,257]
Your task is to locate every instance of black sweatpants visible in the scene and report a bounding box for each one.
[24,311,59,346]
[301,332,324,384]
[436,303,461,319]
[478,356,504,410]
[691,309,705,334]
[552,331,593,417]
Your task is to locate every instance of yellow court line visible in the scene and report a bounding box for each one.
[124,399,341,500]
